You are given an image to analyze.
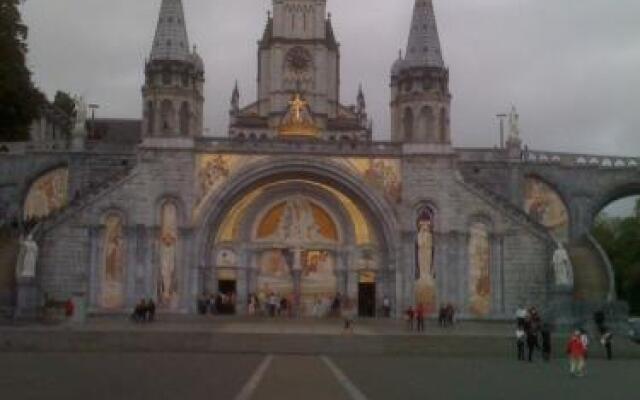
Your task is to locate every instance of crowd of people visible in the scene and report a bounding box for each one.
[514,305,615,377]
[196,292,237,315]
[405,303,457,332]
[131,298,156,322]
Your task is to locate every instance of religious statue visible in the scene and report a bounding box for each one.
[73,95,88,136]
[552,242,574,287]
[508,105,520,139]
[16,234,38,279]
[416,218,434,284]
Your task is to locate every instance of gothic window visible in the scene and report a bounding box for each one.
[419,106,435,142]
[303,12,307,31]
[439,108,448,142]
[161,100,175,135]
[181,72,189,87]
[403,80,412,92]
[162,70,172,85]
[146,101,155,135]
[179,102,190,136]
[403,107,414,141]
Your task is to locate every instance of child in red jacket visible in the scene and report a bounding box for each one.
[567,330,587,377]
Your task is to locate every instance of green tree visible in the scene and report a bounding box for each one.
[53,90,75,135]
[593,206,640,314]
[0,0,45,141]
[53,91,75,118]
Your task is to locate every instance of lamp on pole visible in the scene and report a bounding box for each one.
[496,113,507,149]
[88,104,99,139]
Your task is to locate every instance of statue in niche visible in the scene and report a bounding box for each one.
[158,203,178,308]
[416,211,435,284]
[552,242,574,287]
[16,234,38,279]
[415,208,436,312]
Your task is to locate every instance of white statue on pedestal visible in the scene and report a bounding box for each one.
[16,234,38,279]
[73,96,88,136]
[508,105,520,140]
[552,242,573,287]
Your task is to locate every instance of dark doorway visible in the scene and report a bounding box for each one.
[358,283,376,317]
[217,280,236,315]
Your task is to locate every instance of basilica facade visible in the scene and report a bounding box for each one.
[5,0,635,320]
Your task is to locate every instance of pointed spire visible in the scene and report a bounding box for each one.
[230,81,240,114]
[357,84,366,114]
[150,0,190,62]
[405,0,444,68]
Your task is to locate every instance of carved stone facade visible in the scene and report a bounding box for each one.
[0,0,637,319]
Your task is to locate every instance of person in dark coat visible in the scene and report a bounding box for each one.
[146,298,156,322]
[526,327,539,362]
[601,330,613,360]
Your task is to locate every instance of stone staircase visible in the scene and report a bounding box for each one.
[39,167,138,235]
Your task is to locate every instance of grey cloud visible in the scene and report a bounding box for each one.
[21,0,640,157]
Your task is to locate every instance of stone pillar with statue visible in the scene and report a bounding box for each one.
[550,241,576,324]
[14,234,40,319]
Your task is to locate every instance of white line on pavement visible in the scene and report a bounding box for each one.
[320,356,369,400]
[234,354,274,400]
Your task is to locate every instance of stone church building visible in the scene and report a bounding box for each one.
[2,0,638,320]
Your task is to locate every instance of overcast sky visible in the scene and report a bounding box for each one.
[21,0,640,156]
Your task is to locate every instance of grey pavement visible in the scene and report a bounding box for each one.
[0,352,638,400]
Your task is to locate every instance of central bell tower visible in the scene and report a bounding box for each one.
[229,0,370,141]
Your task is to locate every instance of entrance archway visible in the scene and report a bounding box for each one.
[195,158,400,317]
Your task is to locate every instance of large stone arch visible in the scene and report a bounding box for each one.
[193,158,402,314]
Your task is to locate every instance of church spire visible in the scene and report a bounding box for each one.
[150,0,190,61]
[405,0,444,68]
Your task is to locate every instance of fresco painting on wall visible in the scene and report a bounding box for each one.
[23,167,69,219]
[415,208,436,314]
[340,158,402,204]
[524,177,569,243]
[101,214,125,309]
[257,249,294,299]
[158,202,179,309]
[469,222,491,316]
[300,250,337,316]
[257,197,338,244]
[194,154,266,220]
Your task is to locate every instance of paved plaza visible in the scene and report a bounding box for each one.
[0,352,638,400]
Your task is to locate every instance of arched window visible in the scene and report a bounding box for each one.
[439,108,448,143]
[468,221,491,316]
[179,102,190,136]
[146,101,155,135]
[418,106,435,143]
[403,107,414,142]
[161,100,175,135]
[162,70,172,85]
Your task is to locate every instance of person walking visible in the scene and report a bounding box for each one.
[567,331,587,377]
[516,305,528,329]
[406,306,415,331]
[516,326,526,361]
[382,296,391,318]
[415,303,426,333]
[601,330,613,360]
[342,299,356,334]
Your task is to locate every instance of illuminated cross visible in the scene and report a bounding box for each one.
[288,94,307,122]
